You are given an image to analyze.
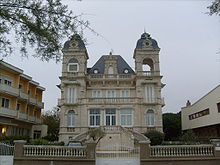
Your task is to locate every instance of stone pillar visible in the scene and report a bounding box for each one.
[210,139,220,157]
[14,140,26,158]
[139,140,151,159]
[85,141,97,159]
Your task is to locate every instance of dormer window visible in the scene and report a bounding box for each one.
[124,69,129,74]
[68,58,78,72]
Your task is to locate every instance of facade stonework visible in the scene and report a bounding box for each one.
[58,33,165,143]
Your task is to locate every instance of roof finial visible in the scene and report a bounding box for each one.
[109,49,114,55]
[144,27,146,33]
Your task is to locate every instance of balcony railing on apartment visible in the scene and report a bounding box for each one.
[19,91,29,100]
[0,107,17,117]
[36,101,44,108]
[29,97,37,105]
[0,84,19,96]
[137,71,160,76]
[144,97,165,105]
[89,74,134,79]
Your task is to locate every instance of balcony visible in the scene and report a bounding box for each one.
[143,97,165,106]
[88,74,134,80]
[80,97,138,105]
[18,112,28,120]
[0,107,17,117]
[137,71,160,76]
[36,118,42,124]
[19,91,29,100]
[0,84,19,96]
[37,101,44,108]
[28,116,36,122]
[29,97,37,105]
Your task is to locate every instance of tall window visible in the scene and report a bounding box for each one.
[1,98,10,108]
[105,109,116,126]
[67,110,75,126]
[120,109,132,126]
[92,90,102,98]
[68,58,78,72]
[107,90,116,103]
[67,87,76,104]
[120,90,130,97]
[145,86,154,103]
[108,66,114,74]
[16,103,21,111]
[217,102,220,113]
[89,109,100,126]
[147,110,155,126]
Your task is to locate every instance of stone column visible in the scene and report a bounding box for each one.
[210,139,220,157]
[85,141,97,159]
[139,140,151,159]
[14,140,26,158]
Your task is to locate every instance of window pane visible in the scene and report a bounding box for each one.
[112,116,116,125]
[69,64,78,71]
[147,110,154,126]
[106,116,110,125]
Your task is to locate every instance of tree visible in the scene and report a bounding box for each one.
[207,0,220,16]
[163,112,181,141]
[144,130,164,146]
[42,107,60,141]
[0,0,92,62]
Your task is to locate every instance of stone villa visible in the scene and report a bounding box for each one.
[58,32,165,143]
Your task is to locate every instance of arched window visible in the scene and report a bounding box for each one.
[68,58,78,72]
[142,58,154,75]
[67,110,75,126]
[147,110,155,126]
[108,66,114,74]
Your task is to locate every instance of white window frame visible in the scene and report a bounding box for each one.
[92,90,102,98]
[146,109,155,127]
[68,63,79,72]
[89,109,101,127]
[105,109,116,126]
[1,97,10,108]
[67,110,76,127]
[67,87,77,104]
[145,86,154,103]
[120,109,133,127]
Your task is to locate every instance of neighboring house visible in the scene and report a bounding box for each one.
[58,32,165,144]
[0,61,47,139]
[181,85,220,138]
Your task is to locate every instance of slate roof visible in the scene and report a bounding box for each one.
[88,55,135,74]
[63,34,86,51]
[136,32,159,49]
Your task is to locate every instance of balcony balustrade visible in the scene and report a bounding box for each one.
[137,71,160,76]
[0,84,19,96]
[89,74,133,79]
[0,107,17,117]
[144,97,165,105]
[18,112,28,120]
[80,97,137,104]
[37,101,44,108]
[19,91,29,100]
[29,97,37,105]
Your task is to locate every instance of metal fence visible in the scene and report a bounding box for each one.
[0,142,14,156]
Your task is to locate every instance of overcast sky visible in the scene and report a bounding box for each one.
[2,0,220,113]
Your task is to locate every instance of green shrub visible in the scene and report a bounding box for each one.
[0,135,30,144]
[144,130,164,145]
[30,139,49,145]
[180,130,198,143]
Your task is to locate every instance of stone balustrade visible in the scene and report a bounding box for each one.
[150,145,214,157]
[23,145,87,157]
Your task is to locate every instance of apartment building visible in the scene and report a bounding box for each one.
[58,32,165,143]
[181,85,220,138]
[0,60,47,138]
